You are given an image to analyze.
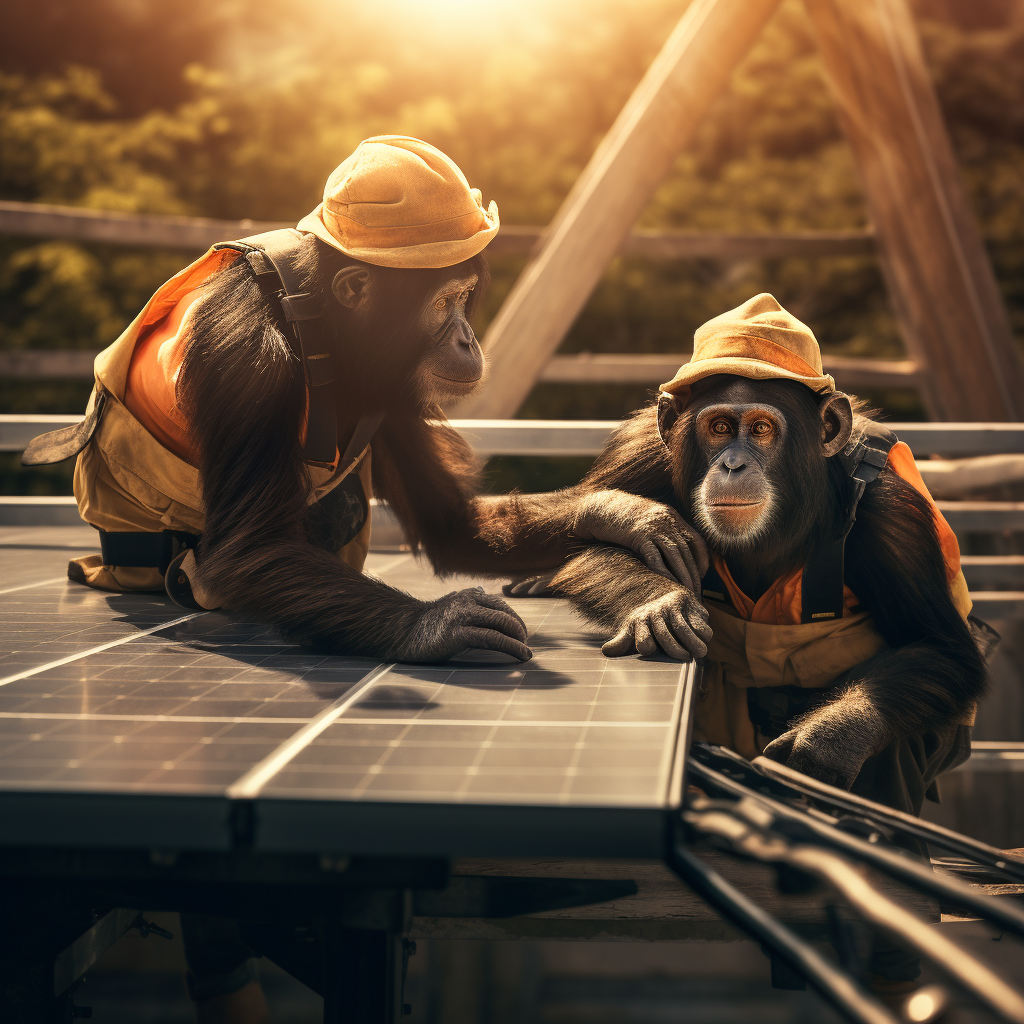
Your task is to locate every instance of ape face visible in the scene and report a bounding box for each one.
[331,257,486,408]
[659,375,853,557]
[689,385,789,545]
[417,270,484,400]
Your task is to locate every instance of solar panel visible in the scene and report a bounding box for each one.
[0,527,697,858]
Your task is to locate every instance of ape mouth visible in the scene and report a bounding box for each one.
[702,498,772,541]
[433,371,483,385]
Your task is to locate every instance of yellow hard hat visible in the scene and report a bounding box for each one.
[660,293,835,404]
[297,135,500,269]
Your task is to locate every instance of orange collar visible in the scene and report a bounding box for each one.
[706,440,960,626]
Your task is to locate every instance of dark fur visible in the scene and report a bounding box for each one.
[556,377,986,740]
[177,236,584,656]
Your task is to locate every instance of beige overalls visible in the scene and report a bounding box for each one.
[67,246,372,594]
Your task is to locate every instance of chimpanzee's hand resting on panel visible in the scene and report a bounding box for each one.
[573,490,709,592]
[762,690,890,790]
[601,585,712,661]
[387,588,532,663]
[501,491,707,600]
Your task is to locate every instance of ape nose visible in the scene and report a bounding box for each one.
[451,318,476,348]
[722,449,747,472]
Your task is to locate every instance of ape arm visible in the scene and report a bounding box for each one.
[179,283,529,662]
[549,545,712,660]
[762,471,987,788]
[371,410,707,586]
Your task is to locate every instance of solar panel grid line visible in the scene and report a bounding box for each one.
[0,611,204,688]
[0,535,701,851]
[0,576,67,597]
[258,617,686,807]
[0,712,314,725]
[255,717,672,728]
[226,661,396,798]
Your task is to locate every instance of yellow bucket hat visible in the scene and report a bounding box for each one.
[297,135,500,269]
[660,293,835,403]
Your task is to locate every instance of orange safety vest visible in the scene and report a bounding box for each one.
[693,441,972,758]
[69,245,372,594]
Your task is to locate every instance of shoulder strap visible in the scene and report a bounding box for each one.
[214,228,339,464]
[799,422,898,623]
[701,561,731,607]
[837,421,898,521]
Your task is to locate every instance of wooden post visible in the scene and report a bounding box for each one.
[804,0,1024,420]
[457,0,784,419]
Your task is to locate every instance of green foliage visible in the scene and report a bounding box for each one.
[1,0,1022,496]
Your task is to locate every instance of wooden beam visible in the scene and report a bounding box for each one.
[961,557,1024,590]
[804,0,1024,421]
[0,350,97,379]
[0,414,82,452]
[540,352,919,390]
[456,0,785,418]
[6,494,1024,541]
[938,503,1024,532]
[0,347,915,389]
[0,200,289,250]
[8,415,1024,457]
[0,200,876,259]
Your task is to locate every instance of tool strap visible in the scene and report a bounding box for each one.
[98,529,200,574]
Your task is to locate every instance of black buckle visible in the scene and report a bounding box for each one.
[99,530,199,574]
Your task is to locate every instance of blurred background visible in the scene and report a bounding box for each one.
[3,0,1024,494]
[3,2,1024,1020]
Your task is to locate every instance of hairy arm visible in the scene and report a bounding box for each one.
[373,406,706,586]
[763,470,986,788]
[846,472,985,731]
[178,273,529,662]
[552,544,712,660]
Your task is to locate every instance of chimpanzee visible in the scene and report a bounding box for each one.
[543,295,989,812]
[23,136,702,663]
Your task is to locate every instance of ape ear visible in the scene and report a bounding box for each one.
[657,392,684,446]
[819,391,854,457]
[332,267,371,309]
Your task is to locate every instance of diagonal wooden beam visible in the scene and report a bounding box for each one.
[457,0,785,418]
[804,0,1024,421]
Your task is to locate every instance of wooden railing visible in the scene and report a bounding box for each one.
[0,347,921,391]
[5,415,1024,564]
[0,199,876,259]
[0,200,918,391]
[7,415,1024,457]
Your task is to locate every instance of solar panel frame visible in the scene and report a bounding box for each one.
[0,531,699,859]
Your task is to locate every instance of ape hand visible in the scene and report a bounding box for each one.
[602,587,712,660]
[761,695,890,790]
[389,588,532,663]
[574,491,709,591]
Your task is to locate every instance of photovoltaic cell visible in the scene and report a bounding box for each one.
[0,528,694,853]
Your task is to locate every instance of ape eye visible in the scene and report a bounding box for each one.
[710,419,731,435]
[751,420,773,436]
[435,297,447,310]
